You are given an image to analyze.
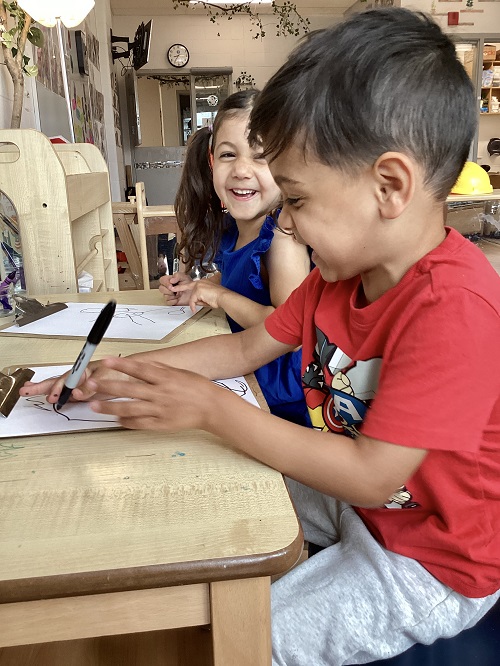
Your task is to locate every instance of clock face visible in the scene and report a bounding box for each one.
[167,44,189,68]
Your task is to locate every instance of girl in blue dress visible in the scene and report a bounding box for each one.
[159,90,311,425]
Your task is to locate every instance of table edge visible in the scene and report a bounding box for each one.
[0,529,303,604]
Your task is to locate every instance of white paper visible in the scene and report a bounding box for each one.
[77,270,94,293]
[1,366,260,439]
[212,376,261,409]
[0,365,121,439]
[1,303,202,341]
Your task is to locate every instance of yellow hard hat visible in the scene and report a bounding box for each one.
[450,161,493,195]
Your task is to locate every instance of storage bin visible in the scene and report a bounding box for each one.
[484,44,496,60]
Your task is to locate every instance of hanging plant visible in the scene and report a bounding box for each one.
[148,74,191,88]
[235,70,256,90]
[172,1,310,40]
[0,1,44,128]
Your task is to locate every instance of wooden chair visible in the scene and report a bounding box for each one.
[135,182,180,290]
[112,182,180,290]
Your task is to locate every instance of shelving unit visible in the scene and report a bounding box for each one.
[0,130,118,295]
[481,50,500,114]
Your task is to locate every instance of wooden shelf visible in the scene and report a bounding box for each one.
[481,56,500,113]
[67,173,110,221]
[447,189,500,203]
[0,130,119,294]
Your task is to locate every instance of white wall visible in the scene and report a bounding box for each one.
[111,12,339,93]
[111,9,344,168]
[403,0,500,34]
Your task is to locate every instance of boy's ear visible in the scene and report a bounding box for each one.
[372,152,415,219]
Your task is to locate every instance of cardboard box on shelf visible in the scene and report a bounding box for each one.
[484,44,497,61]
[489,173,500,189]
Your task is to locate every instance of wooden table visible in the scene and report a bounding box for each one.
[0,291,302,666]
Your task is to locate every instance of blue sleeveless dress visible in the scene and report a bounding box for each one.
[214,214,310,426]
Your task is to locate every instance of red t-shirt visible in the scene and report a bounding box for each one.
[265,228,500,598]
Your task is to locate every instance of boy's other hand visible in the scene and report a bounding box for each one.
[159,272,193,306]
[88,356,215,432]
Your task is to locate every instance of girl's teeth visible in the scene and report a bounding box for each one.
[233,189,255,195]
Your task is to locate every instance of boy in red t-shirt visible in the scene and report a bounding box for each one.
[24,8,500,663]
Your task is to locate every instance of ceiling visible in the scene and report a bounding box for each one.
[110,1,354,17]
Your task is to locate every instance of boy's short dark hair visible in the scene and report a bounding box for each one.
[249,8,476,201]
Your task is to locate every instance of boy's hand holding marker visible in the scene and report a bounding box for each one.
[87,356,219,433]
[20,359,128,404]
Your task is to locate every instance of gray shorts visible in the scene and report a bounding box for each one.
[272,479,500,665]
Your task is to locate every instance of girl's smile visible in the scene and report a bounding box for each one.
[213,114,281,226]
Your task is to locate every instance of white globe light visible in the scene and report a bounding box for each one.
[19,0,95,28]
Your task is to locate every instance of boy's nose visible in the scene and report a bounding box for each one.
[276,209,304,243]
[276,207,294,234]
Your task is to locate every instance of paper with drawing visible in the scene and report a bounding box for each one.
[1,365,260,439]
[1,303,202,341]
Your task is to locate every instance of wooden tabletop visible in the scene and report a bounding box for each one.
[0,291,302,604]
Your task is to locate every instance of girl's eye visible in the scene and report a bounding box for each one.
[285,197,302,208]
[219,152,235,159]
[254,153,266,161]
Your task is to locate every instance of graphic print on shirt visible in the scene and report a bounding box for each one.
[303,327,381,437]
[303,327,419,509]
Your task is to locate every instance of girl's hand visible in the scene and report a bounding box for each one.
[173,279,229,313]
[19,360,126,404]
[159,272,194,306]
[89,356,217,432]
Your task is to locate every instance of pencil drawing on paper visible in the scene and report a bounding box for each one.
[25,397,116,424]
[0,303,200,341]
[211,377,260,409]
[80,305,190,326]
[0,364,121,440]
[213,379,249,398]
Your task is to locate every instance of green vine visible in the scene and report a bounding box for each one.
[172,1,311,39]
[235,70,256,89]
[148,74,191,87]
[0,1,44,128]
[0,1,43,77]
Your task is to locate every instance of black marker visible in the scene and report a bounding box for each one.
[56,300,116,410]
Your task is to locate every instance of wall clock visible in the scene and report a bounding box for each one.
[167,44,190,68]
